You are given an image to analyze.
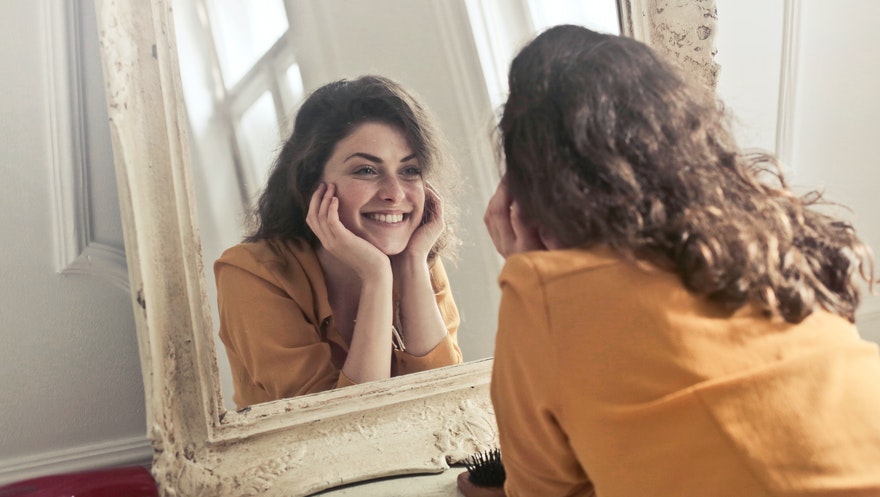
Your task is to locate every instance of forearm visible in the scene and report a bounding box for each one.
[341,271,394,383]
[393,255,450,356]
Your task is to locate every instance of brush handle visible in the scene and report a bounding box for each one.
[456,471,507,497]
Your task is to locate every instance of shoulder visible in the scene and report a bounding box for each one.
[213,238,327,314]
[500,246,625,288]
[215,238,318,281]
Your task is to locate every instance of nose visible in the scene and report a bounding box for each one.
[378,175,405,203]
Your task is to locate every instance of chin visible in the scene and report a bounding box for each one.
[375,244,408,256]
[365,237,410,256]
[360,229,415,257]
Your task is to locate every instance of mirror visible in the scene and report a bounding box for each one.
[172,0,624,410]
[93,0,718,495]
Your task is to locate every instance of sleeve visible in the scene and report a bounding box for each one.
[393,257,463,374]
[491,255,595,497]
[215,254,348,408]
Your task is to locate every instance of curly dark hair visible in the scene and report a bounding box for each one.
[246,75,459,260]
[500,24,873,323]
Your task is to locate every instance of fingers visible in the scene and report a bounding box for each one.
[306,182,326,230]
[307,183,342,245]
[509,202,530,241]
[324,187,340,227]
[422,182,444,226]
[308,183,387,274]
[398,183,446,261]
[484,182,517,257]
[306,183,326,235]
[484,181,549,257]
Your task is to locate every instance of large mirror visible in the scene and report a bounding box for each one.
[93,0,718,495]
[173,0,622,411]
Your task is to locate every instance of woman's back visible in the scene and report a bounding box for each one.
[491,247,880,496]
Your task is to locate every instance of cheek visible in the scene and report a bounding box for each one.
[334,197,360,229]
[332,199,349,220]
[327,188,355,223]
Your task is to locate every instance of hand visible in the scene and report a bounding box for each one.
[306,183,389,278]
[483,179,548,258]
[394,182,445,263]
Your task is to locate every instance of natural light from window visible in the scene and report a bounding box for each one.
[205,0,288,87]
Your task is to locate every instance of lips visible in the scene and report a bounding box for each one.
[365,212,407,224]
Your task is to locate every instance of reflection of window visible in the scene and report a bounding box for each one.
[466,0,620,111]
[175,0,305,205]
[205,0,288,86]
[525,0,620,35]
[238,92,281,192]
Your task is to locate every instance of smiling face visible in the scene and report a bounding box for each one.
[320,121,425,255]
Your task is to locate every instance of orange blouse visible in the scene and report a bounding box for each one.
[215,238,462,409]
[492,247,880,497]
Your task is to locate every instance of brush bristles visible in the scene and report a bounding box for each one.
[464,448,506,487]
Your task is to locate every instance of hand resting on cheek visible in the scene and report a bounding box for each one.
[484,179,560,258]
[307,182,391,279]
[393,182,445,264]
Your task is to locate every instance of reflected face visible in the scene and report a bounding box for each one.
[321,122,425,255]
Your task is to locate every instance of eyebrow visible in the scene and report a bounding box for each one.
[344,152,418,163]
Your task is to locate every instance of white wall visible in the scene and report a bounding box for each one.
[1,0,878,486]
[715,0,880,342]
[0,0,149,485]
[789,0,880,339]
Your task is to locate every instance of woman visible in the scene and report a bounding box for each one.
[472,25,880,496]
[215,75,462,409]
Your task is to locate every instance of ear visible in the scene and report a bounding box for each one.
[538,226,563,250]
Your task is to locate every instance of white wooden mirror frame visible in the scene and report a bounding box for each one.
[93,0,718,495]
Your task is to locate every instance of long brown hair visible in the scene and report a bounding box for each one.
[500,25,873,323]
[246,75,459,260]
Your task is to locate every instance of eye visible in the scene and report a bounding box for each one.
[353,165,378,176]
[400,165,423,179]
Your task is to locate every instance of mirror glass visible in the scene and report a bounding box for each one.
[171,0,620,410]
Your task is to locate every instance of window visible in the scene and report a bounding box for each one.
[174,0,305,205]
[465,0,620,111]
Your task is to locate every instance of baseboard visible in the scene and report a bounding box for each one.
[0,436,153,486]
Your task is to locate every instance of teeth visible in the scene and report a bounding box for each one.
[368,213,404,224]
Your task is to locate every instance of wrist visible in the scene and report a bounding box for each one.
[391,252,430,275]
[357,256,393,282]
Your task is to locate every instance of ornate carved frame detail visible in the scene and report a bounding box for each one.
[93,0,717,495]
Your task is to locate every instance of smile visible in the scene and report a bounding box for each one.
[365,213,407,224]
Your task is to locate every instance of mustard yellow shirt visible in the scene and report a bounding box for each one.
[215,238,462,409]
[492,247,880,497]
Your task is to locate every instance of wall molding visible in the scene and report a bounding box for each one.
[46,0,129,293]
[0,436,153,486]
[774,0,801,168]
[61,241,131,291]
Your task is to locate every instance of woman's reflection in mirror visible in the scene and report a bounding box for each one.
[465,24,880,497]
[215,75,463,409]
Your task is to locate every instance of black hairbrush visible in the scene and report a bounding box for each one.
[464,447,506,488]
